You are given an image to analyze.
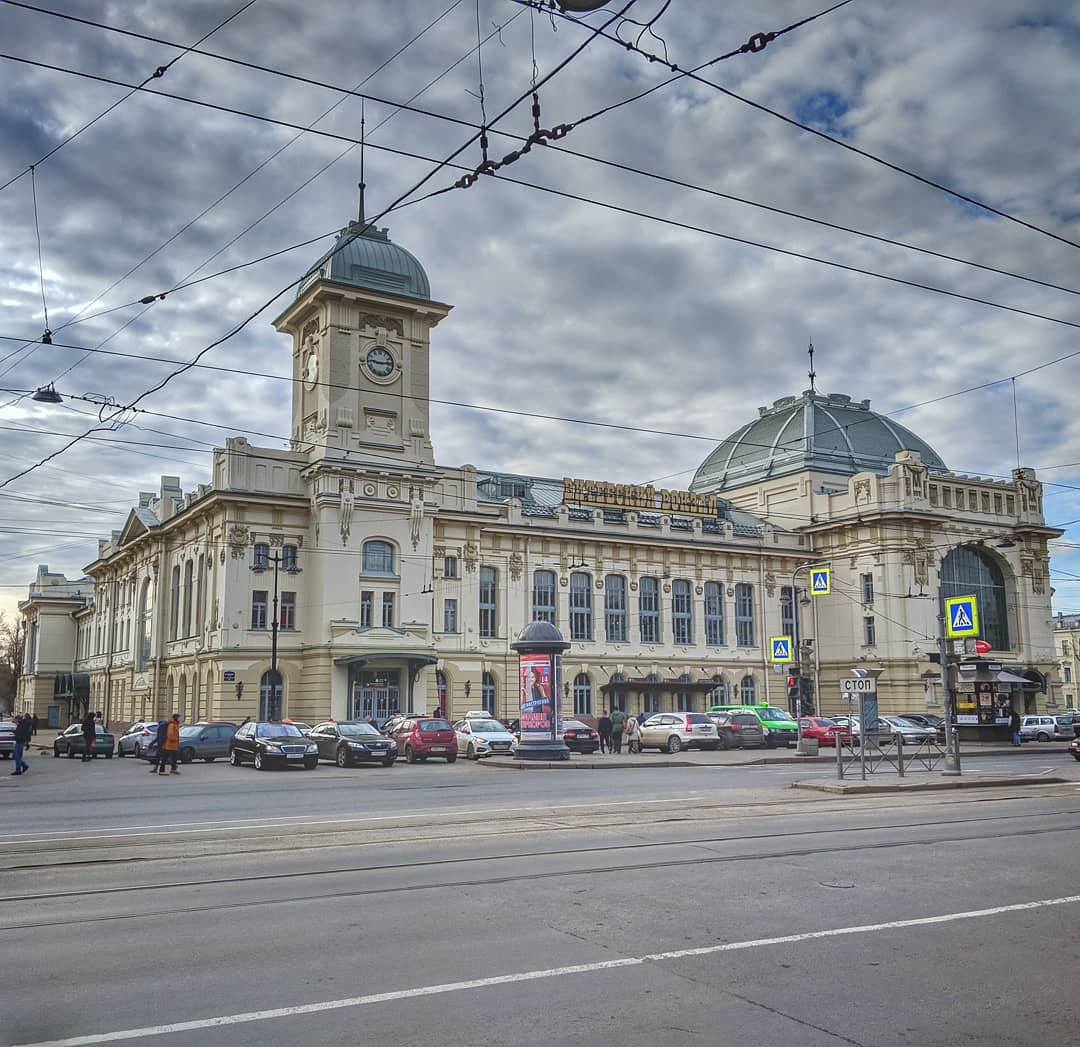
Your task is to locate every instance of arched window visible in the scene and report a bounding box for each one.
[260,670,283,720]
[481,671,496,715]
[735,583,755,646]
[169,564,181,641]
[532,569,557,624]
[941,545,1010,651]
[182,560,194,637]
[739,675,756,703]
[569,571,593,641]
[196,555,206,635]
[435,671,448,715]
[362,540,395,575]
[178,674,187,722]
[165,676,175,714]
[136,577,153,672]
[573,673,592,716]
[709,676,729,706]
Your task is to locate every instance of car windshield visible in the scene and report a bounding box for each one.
[418,719,452,731]
[338,724,381,737]
[732,715,759,726]
[464,719,504,733]
[889,717,918,727]
[179,726,202,738]
[762,707,794,722]
[256,724,304,739]
[814,717,837,726]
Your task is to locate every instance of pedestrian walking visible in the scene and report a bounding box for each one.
[148,719,169,773]
[31,713,39,736]
[11,714,32,775]
[80,710,97,762]
[625,714,642,755]
[611,707,627,754]
[597,710,613,754]
[1009,708,1022,747]
[158,713,182,775]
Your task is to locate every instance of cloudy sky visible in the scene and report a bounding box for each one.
[2,0,1080,621]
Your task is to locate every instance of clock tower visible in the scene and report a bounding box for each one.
[273,212,451,468]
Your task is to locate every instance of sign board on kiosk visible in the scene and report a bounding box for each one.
[519,652,560,743]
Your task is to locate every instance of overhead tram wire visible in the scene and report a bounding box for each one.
[535,1,1080,256]
[0,1,641,493]
[0,0,260,194]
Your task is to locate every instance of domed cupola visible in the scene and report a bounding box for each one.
[690,390,948,493]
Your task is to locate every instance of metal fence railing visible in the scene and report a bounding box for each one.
[835,733,950,780]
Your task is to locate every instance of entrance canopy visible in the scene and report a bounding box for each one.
[333,652,437,669]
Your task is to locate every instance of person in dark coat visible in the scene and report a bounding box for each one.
[80,710,97,762]
[1009,708,1022,747]
[31,713,39,736]
[597,710,613,754]
[12,714,32,775]
[149,719,169,773]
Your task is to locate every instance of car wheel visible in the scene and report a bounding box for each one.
[717,736,729,750]
[105,752,113,759]
[53,745,61,757]
[303,758,318,770]
[117,746,125,758]
[1037,732,1050,742]
[67,748,75,759]
[1073,753,1080,762]
[405,746,417,764]
[254,752,265,771]
[180,748,195,765]
[134,743,143,758]
[382,756,395,768]
[467,743,477,761]
[666,735,683,754]
[446,752,457,764]
[765,736,778,749]
[228,748,240,766]
[336,747,350,768]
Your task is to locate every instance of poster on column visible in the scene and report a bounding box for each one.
[519,653,556,741]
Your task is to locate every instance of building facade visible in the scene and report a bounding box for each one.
[17,211,1062,731]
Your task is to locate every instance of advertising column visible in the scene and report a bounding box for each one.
[511,621,571,761]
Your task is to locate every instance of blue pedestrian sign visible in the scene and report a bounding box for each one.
[945,595,979,638]
[810,567,831,596]
[770,635,793,663]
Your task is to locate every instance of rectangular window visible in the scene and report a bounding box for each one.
[479,566,497,638]
[382,592,395,628]
[735,583,754,647]
[780,585,795,637]
[993,493,1003,514]
[928,484,939,507]
[251,590,268,630]
[604,575,627,643]
[532,570,557,625]
[672,580,693,645]
[861,572,874,604]
[280,592,296,630]
[253,543,269,570]
[704,582,724,646]
[1063,641,1070,656]
[942,487,952,508]
[864,616,876,646]
[443,598,458,633]
[282,545,298,571]
[570,572,593,641]
[639,577,660,644]
[444,556,458,579]
[360,590,373,629]
[1064,667,1072,684]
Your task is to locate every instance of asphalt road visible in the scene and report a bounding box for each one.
[3,753,1079,1046]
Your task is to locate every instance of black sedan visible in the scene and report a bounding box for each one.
[228,721,318,770]
[309,721,397,767]
[561,718,600,754]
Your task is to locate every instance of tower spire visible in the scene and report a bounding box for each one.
[807,339,817,393]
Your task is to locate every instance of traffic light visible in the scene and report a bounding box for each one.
[786,676,800,700]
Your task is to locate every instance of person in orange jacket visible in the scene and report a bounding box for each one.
[158,713,182,775]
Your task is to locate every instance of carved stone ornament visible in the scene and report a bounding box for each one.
[228,525,251,559]
[696,585,703,595]
[462,541,479,573]
[339,478,355,546]
[268,534,284,547]
[764,571,776,597]
[595,579,604,590]
[219,548,226,565]
[508,552,524,582]
[363,483,377,497]
[410,491,424,551]
[663,583,671,594]
[914,555,929,587]
[388,486,400,499]
[629,581,638,592]
[358,312,404,336]
[854,478,872,503]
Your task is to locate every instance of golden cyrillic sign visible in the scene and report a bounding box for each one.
[562,477,719,518]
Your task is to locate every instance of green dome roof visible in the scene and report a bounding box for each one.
[690,390,948,493]
[298,221,431,301]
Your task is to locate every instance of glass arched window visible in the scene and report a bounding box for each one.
[362,540,395,575]
[136,577,153,672]
[739,675,756,703]
[169,565,181,641]
[941,545,1010,650]
[435,671,448,715]
[178,674,187,722]
[709,676,729,705]
[182,560,194,637]
[165,676,174,714]
[532,570,557,624]
[481,671,496,715]
[260,669,283,720]
[573,673,592,716]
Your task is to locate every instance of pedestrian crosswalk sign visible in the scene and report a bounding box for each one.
[810,567,831,596]
[945,595,979,638]
[770,636,793,663]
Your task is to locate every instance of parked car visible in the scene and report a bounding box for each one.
[228,721,318,770]
[0,720,16,759]
[1069,736,1080,762]
[453,714,515,759]
[382,715,458,763]
[53,723,115,758]
[1019,715,1074,742]
[309,721,397,767]
[708,711,766,749]
[798,716,852,747]
[561,718,600,754]
[898,713,945,732]
[638,712,718,753]
[876,715,939,744]
[170,723,238,763]
[708,704,799,747]
[117,720,160,757]
[282,720,313,735]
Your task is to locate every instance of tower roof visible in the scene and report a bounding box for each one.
[297,221,431,301]
[690,390,948,492]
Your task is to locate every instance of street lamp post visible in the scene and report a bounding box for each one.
[790,560,820,754]
[251,550,301,719]
[937,611,962,776]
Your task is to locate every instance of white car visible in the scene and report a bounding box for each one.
[453,715,515,759]
[638,712,719,753]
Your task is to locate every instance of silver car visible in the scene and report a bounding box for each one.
[638,712,719,753]
[877,716,939,744]
[117,720,159,757]
[454,716,515,759]
[0,721,16,759]
[1020,715,1074,742]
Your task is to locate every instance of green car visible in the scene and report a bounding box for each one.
[707,704,799,748]
[53,723,116,758]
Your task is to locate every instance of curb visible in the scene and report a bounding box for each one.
[791,775,1072,795]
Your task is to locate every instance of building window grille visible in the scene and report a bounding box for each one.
[570,572,593,641]
[605,575,627,643]
[780,585,796,637]
[1064,667,1072,684]
[280,592,296,630]
[739,675,756,703]
[573,674,592,716]
[169,565,181,641]
[864,616,876,646]
[672,580,693,645]
[482,671,496,715]
[251,591,268,630]
[253,543,269,570]
[532,570,557,624]
[479,566,497,638]
[735,583,755,647]
[941,545,1010,651]
[704,582,724,646]
[282,545,298,571]
[444,556,458,579]
[639,576,661,644]
[443,598,458,634]
[182,560,194,636]
[382,592,395,628]
[861,573,874,604]
[362,540,395,575]
[360,590,373,629]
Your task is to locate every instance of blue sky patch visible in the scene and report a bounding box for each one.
[794,90,850,136]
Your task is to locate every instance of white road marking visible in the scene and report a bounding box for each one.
[14,893,1080,1046]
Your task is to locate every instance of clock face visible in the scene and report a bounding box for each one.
[366,346,395,377]
[303,351,319,389]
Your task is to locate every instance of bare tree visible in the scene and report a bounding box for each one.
[0,611,26,713]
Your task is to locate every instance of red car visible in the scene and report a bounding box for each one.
[799,716,851,747]
[382,714,458,764]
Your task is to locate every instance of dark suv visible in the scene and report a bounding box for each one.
[383,715,458,764]
[228,721,318,770]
